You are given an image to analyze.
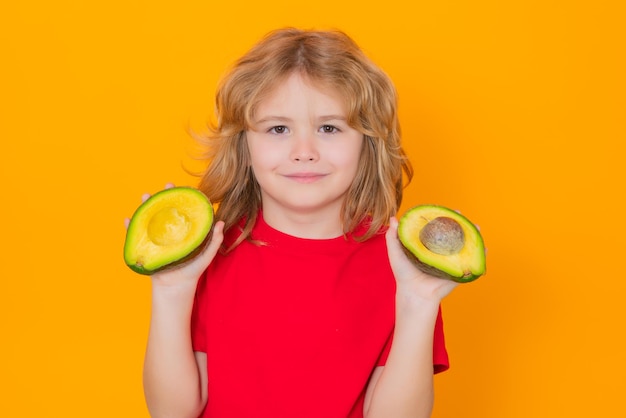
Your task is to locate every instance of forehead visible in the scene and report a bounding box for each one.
[251,72,349,117]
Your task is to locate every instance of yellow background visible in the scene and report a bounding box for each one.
[2,0,624,416]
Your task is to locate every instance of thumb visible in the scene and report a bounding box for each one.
[385,216,405,262]
[197,221,225,265]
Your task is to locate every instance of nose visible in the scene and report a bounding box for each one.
[291,132,319,162]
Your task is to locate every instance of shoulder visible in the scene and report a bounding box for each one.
[349,224,390,259]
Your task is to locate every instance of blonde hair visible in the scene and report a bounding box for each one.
[197,27,413,250]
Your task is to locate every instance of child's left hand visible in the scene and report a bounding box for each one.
[385,217,459,304]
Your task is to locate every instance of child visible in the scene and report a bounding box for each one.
[140,28,458,418]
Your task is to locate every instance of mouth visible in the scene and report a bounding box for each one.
[283,173,328,184]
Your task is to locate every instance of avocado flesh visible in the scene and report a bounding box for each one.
[124,187,214,275]
[398,205,486,283]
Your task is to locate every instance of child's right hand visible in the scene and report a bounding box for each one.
[125,183,225,288]
[385,216,458,303]
[150,218,224,286]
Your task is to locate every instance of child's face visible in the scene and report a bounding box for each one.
[246,72,363,223]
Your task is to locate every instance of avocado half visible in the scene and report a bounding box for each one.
[398,205,486,283]
[123,187,214,275]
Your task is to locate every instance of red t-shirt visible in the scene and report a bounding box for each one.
[191,214,448,418]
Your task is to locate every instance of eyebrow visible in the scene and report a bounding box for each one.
[253,116,292,125]
[318,115,348,122]
[254,115,348,124]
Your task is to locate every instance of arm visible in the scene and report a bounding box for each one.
[142,221,224,418]
[363,217,457,418]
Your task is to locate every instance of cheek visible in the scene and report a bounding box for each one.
[247,137,275,169]
[330,141,363,171]
[248,148,282,175]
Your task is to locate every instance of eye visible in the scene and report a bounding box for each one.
[320,125,339,134]
[268,125,288,134]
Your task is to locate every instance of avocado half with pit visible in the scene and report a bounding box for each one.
[123,187,214,275]
[398,205,486,283]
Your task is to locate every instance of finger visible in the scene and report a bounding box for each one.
[385,216,398,241]
[384,217,405,260]
[124,218,130,229]
[141,193,151,203]
[198,221,225,263]
[165,183,175,189]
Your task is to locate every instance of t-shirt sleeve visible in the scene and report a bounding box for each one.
[433,305,449,374]
[190,270,208,353]
[376,305,450,374]
[376,332,393,367]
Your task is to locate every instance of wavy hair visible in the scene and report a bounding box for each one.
[196,28,413,250]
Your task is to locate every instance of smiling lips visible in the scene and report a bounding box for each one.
[283,172,328,183]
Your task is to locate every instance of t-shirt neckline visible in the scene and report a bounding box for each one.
[252,211,359,254]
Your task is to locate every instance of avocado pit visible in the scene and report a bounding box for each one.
[419,216,465,255]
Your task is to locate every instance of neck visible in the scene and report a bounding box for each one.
[261,204,344,239]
